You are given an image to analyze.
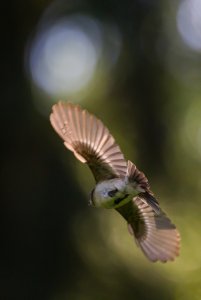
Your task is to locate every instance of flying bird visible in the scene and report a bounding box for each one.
[50,101,180,262]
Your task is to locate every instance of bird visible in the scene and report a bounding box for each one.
[50,101,180,262]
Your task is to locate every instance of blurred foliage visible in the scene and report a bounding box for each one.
[1,0,201,300]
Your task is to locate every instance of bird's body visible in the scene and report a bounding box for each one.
[50,101,180,262]
[91,177,137,209]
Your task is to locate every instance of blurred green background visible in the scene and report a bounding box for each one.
[1,0,201,299]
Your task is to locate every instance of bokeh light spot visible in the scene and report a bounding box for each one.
[28,15,103,96]
[177,0,201,52]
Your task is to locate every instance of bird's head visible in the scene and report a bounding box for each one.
[90,178,133,209]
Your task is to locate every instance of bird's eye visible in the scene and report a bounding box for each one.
[108,188,118,197]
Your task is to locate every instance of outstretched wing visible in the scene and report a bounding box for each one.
[127,160,151,192]
[116,197,180,262]
[126,160,160,214]
[50,101,127,182]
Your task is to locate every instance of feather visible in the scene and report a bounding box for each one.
[50,101,127,182]
[116,197,180,262]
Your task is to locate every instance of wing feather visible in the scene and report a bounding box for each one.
[127,160,150,192]
[116,197,180,262]
[50,101,127,182]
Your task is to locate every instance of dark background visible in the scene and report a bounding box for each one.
[1,1,201,299]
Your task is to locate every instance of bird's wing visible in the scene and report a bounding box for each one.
[50,101,127,182]
[127,160,151,192]
[116,197,180,262]
[127,160,160,213]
